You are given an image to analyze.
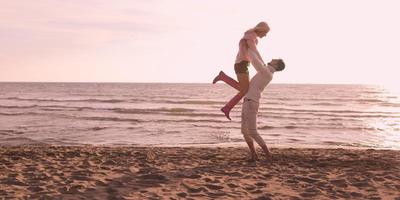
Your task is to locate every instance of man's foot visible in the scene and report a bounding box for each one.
[264,152,272,162]
[212,71,224,84]
[246,154,258,163]
[251,153,259,161]
[221,107,231,120]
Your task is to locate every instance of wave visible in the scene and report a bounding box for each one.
[260,106,399,115]
[156,100,224,105]
[380,102,400,107]
[0,129,24,135]
[0,111,143,123]
[89,127,108,131]
[2,106,397,121]
[321,141,349,146]
[0,104,93,110]
[259,113,400,122]
[0,137,47,146]
[150,119,227,123]
[112,108,226,118]
[0,112,40,116]
[113,107,195,114]
[0,105,39,109]
[309,102,343,106]
[79,116,143,123]
[192,124,232,129]
[0,105,219,118]
[112,106,398,119]
[0,104,115,112]
[4,97,126,103]
[258,124,378,131]
[0,104,215,114]
[266,97,390,104]
[4,97,227,105]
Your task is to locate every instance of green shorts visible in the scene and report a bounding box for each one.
[234,61,250,74]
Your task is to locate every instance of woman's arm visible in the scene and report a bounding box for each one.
[247,39,265,65]
[248,49,268,73]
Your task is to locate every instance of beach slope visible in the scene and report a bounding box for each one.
[1,146,399,199]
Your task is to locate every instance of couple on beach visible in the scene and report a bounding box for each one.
[213,21,285,162]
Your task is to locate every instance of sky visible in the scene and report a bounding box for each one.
[0,0,399,85]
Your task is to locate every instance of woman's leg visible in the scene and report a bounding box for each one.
[237,73,250,95]
[220,73,249,120]
[212,71,240,91]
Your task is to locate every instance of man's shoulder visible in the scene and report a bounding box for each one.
[259,65,272,74]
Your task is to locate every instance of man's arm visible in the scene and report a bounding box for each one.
[248,49,268,74]
[247,39,265,65]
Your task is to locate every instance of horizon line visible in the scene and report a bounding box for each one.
[0,81,383,86]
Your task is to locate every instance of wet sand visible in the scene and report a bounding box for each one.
[0,146,399,199]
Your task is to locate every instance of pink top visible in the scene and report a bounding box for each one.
[235,30,261,64]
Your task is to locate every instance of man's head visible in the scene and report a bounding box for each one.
[253,22,270,38]
[268,59,285,72]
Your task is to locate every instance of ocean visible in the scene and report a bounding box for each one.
[0,82,399,149]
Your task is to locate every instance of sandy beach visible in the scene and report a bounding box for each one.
[0,146,399,199]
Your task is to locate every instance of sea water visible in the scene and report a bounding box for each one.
[0,83,399,149]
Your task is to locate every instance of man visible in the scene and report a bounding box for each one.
[213,50,285,161]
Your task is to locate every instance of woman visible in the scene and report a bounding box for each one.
[213,21,270,120]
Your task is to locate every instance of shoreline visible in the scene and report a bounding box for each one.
[2,143,399,151]
[1,146,399,199]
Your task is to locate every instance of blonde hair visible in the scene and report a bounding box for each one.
[253,22,269,32]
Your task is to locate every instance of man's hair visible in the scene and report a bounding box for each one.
[275,59,285,71]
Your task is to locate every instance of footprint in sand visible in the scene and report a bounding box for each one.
[373,177,385,182]
[1,177,27,186]
[350,192,363,198]
[330,179,348,188]
[175,171,202,179]
[182,183,207,193]
[244,185,256,191]
[205,191,226,197]
[295,176,319,184]
[300,191,318,198]
[352,181,370,188]
[305,187,321,194]
[138,174,168,182]
[95,180,107,186]
[71,170,93,181]
[27,186,45,193]
[255,182,267,187]
[58,184,85,194]
[336,189,351,198]
[203,177,212,182]
[177,192,187,198]
[227,183,239,188]
[0,189,8,196]
[254,194,274,200]
[286,179,298,184]
[204,184,224,190]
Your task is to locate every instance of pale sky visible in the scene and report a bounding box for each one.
[1,0,399,85]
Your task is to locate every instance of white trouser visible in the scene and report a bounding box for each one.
[241,99,259,136]
[241,99,266,146]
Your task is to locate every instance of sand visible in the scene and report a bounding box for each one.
[0,146,399,199]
